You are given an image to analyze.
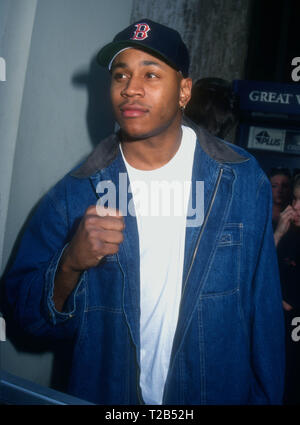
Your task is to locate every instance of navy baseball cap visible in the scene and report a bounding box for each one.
[97,19,190,78]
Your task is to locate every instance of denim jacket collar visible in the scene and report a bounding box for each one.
[71,119,248,180]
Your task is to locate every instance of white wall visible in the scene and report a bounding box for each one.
[0,0,38,276]
[0,0,133,390]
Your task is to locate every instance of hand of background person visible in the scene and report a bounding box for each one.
[274,205,297,246]
[282,300,293,311]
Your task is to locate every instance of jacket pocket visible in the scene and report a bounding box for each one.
[201,223,243,296]
[85,260,123,312]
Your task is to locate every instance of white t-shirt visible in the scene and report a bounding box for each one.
[121,125,196,404]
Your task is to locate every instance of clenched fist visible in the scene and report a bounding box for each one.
[62,205,125,272]
[54,206,125,311]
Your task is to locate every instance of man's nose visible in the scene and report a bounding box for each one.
[121,76,144,97]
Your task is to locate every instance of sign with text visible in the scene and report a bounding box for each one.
[248,126,300,155]
[233,80,300,118]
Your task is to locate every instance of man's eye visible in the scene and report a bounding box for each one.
[113,73,127,81]
[146,72,158,79]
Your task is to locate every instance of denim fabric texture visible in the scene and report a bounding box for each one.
[4,124,285,405]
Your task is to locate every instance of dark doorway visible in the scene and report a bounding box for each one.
[246,0,300,83]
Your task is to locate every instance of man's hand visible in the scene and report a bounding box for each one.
[53,206,125,312]
[61,205,125,272]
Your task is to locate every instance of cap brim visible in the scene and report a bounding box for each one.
[97,40,180,73]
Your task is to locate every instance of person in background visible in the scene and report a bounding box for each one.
[274,173,300,309]
[273,174,300,404]
[184,77,239,141]
[269,167,292,228]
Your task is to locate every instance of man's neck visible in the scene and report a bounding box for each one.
[120,125,183,171]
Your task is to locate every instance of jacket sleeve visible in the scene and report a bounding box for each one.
[249,174,285,404]
[4,181,86,340]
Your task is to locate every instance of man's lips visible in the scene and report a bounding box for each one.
[119,104,149,118]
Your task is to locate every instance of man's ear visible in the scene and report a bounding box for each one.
[179,77,193,109]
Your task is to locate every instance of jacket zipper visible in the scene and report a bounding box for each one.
[181,167,224,298]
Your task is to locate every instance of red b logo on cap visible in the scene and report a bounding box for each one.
[131,23,150,40]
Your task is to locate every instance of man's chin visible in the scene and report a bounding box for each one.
[118,115,181,142]
[120,125,159,142]
[121,130,150,142]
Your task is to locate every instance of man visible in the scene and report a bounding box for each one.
[5,19,285,405]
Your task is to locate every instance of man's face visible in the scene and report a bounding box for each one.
[270,174,291,207]
[110,48,191,140]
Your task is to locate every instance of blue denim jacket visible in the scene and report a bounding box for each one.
[5,124,285,404]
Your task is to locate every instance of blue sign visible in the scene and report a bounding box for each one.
[233,80,300,117]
